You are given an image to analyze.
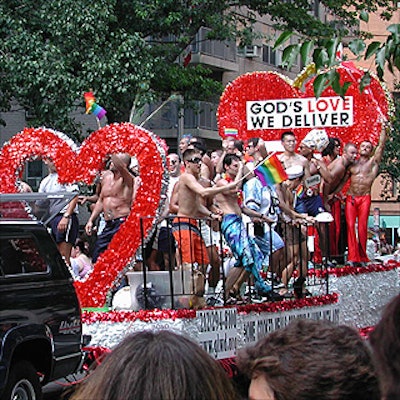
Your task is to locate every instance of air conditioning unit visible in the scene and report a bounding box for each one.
[238,45,261,58]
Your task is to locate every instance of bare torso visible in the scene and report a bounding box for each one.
[100,170,133,220]
[215,179,242,216]
[347,157,379,196]
[177,173,205,218]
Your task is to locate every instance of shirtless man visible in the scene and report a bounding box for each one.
[215,154,281,303]
[172,148,237,308]
[344,124,388,266]
[322,142,358,256]
[85,153,134,263]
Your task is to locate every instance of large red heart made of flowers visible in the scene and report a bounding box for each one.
[217,64,390,146]
[0,123,166,307]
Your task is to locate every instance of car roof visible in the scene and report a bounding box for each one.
[0,193,77,224]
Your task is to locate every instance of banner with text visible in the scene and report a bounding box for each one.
[246,96,353,130]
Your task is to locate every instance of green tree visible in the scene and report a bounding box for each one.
[0,0,398,137]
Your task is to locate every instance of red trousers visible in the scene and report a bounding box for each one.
[345,195,371,263]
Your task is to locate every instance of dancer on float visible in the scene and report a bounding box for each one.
[321,137,343,257]
[343,122,388,266]
[85,153,135,263]
[172,148,237,309]
[215,154,282,303]
[146,152,181,271]
[243,137,285,285]
[297,129,333,263]
[275,165,313,297]
[323,141,358,260]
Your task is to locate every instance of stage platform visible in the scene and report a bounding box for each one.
[82,262,399,359]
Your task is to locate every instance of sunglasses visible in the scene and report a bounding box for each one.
[187,157,202,164]
[169,159,178,165]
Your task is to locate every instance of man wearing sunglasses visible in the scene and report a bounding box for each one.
[172,148,237,309]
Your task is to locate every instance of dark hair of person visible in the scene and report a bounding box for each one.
[182,148,200,162]
[74,239,90,256]
[281,131,295,141]
[322,138,337,157]
[70,330,238,400]
[247,137,260,147]
[233,139,244,153]
[237,318,380,400]
[370,294,400,400]
[223,153,241,169]
[190,135,207,147]
[191,141,207,155]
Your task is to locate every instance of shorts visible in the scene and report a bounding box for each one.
[295,194,325,217]
[172,217,209,266]
[50,214,79,245]
[92,216,127,263]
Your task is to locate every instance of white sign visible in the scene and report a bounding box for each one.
[246,96,353,130]
[197,308,238,359]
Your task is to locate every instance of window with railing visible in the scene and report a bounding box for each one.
[191,27,236,62]
[184,101,218,131]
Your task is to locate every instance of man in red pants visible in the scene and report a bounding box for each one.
[344,123,388,266]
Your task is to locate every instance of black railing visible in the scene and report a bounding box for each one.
[129,216,331,310]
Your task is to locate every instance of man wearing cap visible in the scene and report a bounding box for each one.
[297,128,332,217]
[243,137,285,282]
[275,165,312,297]
[297,129,335,262]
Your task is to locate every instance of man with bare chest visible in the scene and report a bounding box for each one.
[85,153,134,263]
[172,148,237,308]
[215,154,280,303]
[344,124,387,266]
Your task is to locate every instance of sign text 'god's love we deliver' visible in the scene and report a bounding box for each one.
[246,96,353,130]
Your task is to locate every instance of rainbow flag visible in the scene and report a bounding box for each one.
[84,91,107,120]
[254,153,288,186]
[295,184,305,199]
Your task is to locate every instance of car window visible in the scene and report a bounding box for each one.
[0,237,48,277]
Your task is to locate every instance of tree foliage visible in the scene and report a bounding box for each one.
[0,0,398,138]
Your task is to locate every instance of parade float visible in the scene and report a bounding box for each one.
[0,62,398,362]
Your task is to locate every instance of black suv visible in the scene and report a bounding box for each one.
[0,193,85,400]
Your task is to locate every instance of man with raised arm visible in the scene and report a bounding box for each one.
[85,153,135,263]
[215,154,282,304]
[344,123,388,266]
[172,148,237,309]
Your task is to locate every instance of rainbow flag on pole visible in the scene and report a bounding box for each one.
[84,91,107,120]
[254,153,288,186]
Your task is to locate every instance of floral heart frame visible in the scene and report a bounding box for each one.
[0,123,168,308]
[217,63,392,145]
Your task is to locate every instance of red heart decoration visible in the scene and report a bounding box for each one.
[217,65,390,145]
[0,123,166,308]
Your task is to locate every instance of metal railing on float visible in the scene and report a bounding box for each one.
[126,216,331,310]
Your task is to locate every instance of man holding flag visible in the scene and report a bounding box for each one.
[215,154,282,303]
[243,137,286,283]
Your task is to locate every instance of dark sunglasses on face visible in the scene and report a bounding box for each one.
[169,160,178,165]
[187,157,202,164]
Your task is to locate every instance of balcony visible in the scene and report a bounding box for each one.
[189,27,238,72]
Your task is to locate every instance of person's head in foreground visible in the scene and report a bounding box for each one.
[370,294,400,400]
[70,329,238,400]
[237,318,380,400]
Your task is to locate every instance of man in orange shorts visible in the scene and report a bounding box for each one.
[172,148,237,308]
